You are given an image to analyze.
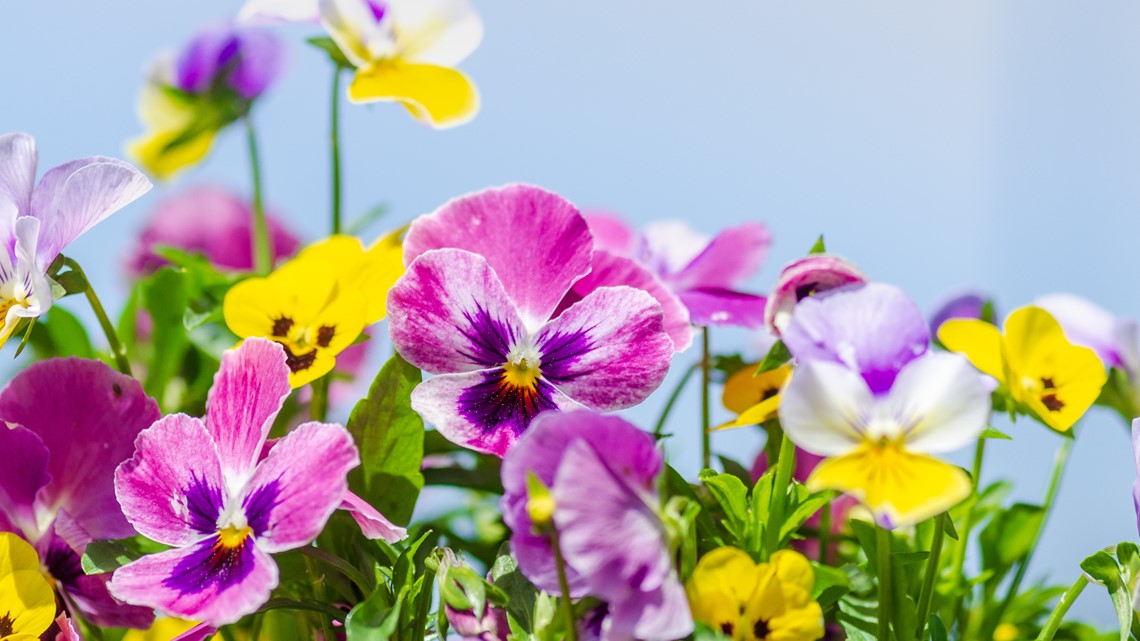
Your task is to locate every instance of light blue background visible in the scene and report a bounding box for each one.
[5,0,1140,626]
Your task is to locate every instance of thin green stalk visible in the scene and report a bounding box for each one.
[297,545,370,596]
[63,258,131,375]
[653,362,698,438]
[1034,575,1088,641]
[550,528,579,641]
[329,67,343,235]
[877,526,894,641]
[763,433,797,560]
[914,513,949,639]
[818,502,832,565]
[948,437,986,627]
[245,116,272,275]
[311,375,330,422]
[257,598,347,623]
[701,328,712,470]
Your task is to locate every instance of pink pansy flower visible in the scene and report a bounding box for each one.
[764,254,866,336]
[0,358,160,628]
[108,339,396,626]
[585,213,771,328]
[389,185,675,457]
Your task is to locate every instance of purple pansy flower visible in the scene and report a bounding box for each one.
[764,254,866,336]
[108,339,362,626]
[0,358,160,628]
[173,23,283,101]
[500,410,693,641]
[389,185,674,457]
[585,213,771,328]
[0,132,151,347]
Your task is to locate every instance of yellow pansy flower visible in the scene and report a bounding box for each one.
[127,82,217,182]
[938,306,1107,432]
[686,547,823,641]
[224,231,404,388]
[716,364,791,430]
[121,618,201,641]
[0,533,56,641]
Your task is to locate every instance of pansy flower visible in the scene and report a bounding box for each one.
[929,290,995,336]
[0,358,160,629]
[764,254,866,336]
[0,533,57,641]
[390,185,674,457]
[685,547,824,641]
[779,283,991,528]
[939,305,1107,432]
[129,23,283,180]
[500,410,694,641]
[586,213,771,328]
[224,231,404,388]
[716,363,791,430]
[0,132,151,348]
[108,339,362,626]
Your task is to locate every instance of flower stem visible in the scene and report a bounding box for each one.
[914,513,949,639]
[550,528,579,641]
[311,376,330,422]
[700,328,712,470]
[653,362,698,439]
[1034,574,1088,641]
[63,257,131,376]
[877,525,894,641]
[764,432,797,560]
[329,67,343,235]
[245,116,272,276]
[818,502,832,565]
[948,437,986,627]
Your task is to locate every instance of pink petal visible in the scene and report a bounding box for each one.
[765,253,867,336]
[677,288,767,328]
[670,222,771,292]
[583,212,638,255]
[340,491,407,543]
[605,577,694,641]
[0,424,49,536]
[404,185,593,331]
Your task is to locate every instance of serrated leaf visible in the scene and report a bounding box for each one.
[699,470,750,542]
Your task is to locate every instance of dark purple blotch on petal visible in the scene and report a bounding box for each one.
[242,479,282,537]
[162,536,258,595]
[536,328,595,384]
[185,474,225,535]
[458,370,560,440]
[459,303,519,367]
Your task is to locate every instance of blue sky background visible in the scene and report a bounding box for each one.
[6,0,1140,625]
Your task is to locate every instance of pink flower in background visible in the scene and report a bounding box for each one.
[764,254,866,336]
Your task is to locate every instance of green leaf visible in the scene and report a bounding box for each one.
[755,340,791,375]
[808,235,827,254]
[55,269,88,295]
[779,493,829,541]
[980,426,1013,440]
[345,587,403,641]
[927,614,948,641]
[979,503,1044,586]
[81,537,167,574]
[347,353,425,525]
[30,306,94,360]
[492,546,539,631]
[307,36,355,69]
[698,470,750,542]
[1080,549,1131,641]
[809,562,850,607]
[141,268,192,406]
[717,455,753,487]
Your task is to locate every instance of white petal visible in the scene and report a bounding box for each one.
[319,0,395,67]
[387,0,482,66]
[238,0,320,24]
[778,360,870,456]
[889,352,990,454]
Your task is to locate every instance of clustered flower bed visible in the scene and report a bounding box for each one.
[3,2,1139,641]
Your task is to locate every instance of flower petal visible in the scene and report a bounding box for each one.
[670,222,771,292]
[929,291,992,335]
[404,185,593,331]
[61,569,156,629]
[115,414,225,547]
[1132,418,1140,537]
[0,425,50,536]
[239,422,359,553]
[764,254,867,336]
[0,132,37,223]
[937,317,1006,383]
[319,0,388,67]
[583,212,638,255]
[349,61,479,128]
[677,287,767,328]
[390,249,524,373]
[340,491,407,543]
[1034,293,1125,369]
[535,286,673,411]
[888,353,990,454]
[385,0,481,66]
[0,358,161,547]
[778,361,870,456]
[605,576,694,641]
[109,537,279,627]
[205,339,292,489]
[238,0,319,24]
[0,536,55,638]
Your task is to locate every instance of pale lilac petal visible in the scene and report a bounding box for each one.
[556,250,692,352]
[404,185,593,331]
[30,157,152,266]
[640,221,708,276]
[114,414,225,547]
[340,491,407,542]
[1035,293,1126,369]
[677,288,767,328]
[205,339,291,489]
[670,222,771,292]
[535,287,673,411]
[583,212,637,255]
[239,422,358,553]
[109,537,279,627]
[782,282,929,395]
[0,358,161,547]
[604,578,693,641]
[0,425,50,535]
[0,132,37,221]
[389,249,525,374]
[175,24,237,94]
[929,291,991,335]
[411,370,581,457]
[764,254,867,336]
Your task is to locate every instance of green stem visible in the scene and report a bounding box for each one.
[311,375,330,422]
[914,513,949,639]
[701,328,712,470]
[1034,574,1088,641]
[63,258,131,375]
[257,598,347,623]
[653,362,698,439]
[329,67,343,235]
[818,501,832,565]
[550,528,579,641]
[877,526,894,641]
[245,116,272,275]
[763,433,797,559]
[297,545,370,596]
[948,437,986,627]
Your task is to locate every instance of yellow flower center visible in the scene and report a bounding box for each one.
[217,525,253,549]
[526,494,556,527]
[269,315,338,374]
[503,357,540,389]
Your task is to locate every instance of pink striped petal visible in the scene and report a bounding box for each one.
[340,491,407,543]
[670,222,771,291]
[677,288,767,328]
[583,212,638,255]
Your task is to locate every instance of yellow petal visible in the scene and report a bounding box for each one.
[806,443,971,528]
[121,618,200,641]
[0,534,55,639]
[348,61,479,128]
[722,365,790,414]
[287,345,339,389]
[293,235,367,282]
[767,600,825,641]
[128,86,216,181]
[937,318,1006,384]
[687,547,760,605]
[358,228,406,323]
[769,550,815,595]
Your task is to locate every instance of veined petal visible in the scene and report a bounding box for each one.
[937,317,1006,383]
[340,491,408,542]
[807,444,971,529]
[349,61,479,128]
[888,352,990,454]
[239,422,359,554]
[389,249,525,373]
[0,534,55,639]
[764,253,867,336]
[0,425,49,536]
[205,339,291,488]
[403,185,593,332]
[777,361,870,457]
[386,0,482,66]
[677,288,767,328]
[583,212,638,256]
[238,0,320,24]
[114,414,226,547]
[319,0,389,67]
[0,132,37,225]
[607,577,694,641]
[670,222,771,292]
[109,536,279,627]
[535,286,673,411]
[58,563,155,629]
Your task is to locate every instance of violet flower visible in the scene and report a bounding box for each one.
[764,254,866,336]
[929,291,995,335]
[500,409,693,641]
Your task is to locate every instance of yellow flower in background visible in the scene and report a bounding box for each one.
[716,364,791,431]
[0,533,56,641]
[939,306,1107,432]
[224,230,404,387]
[121,618,200,641]
[128,84,217,182]
[686,547,823,641]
